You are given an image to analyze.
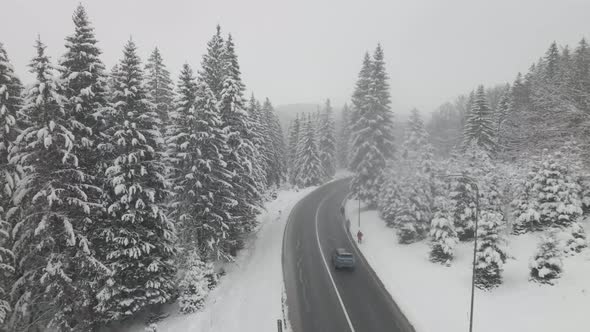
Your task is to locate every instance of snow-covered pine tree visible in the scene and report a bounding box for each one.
[495,84,512,153]
[349,45,395,206]
[95,39,176,322]
[166,63,199,247]
[246,95,269,191]
[0,42,23,328]
[295,115,322,187]
[564,222,587,255]
[287,114,301,184]
[474,211,509,290]
[448,169,477,240]
[394,109,436,243]
[189,79,236,260]
[317,99,336,181]
[530,232,563,285]
[512,166,541,234]
[337,103,351,169]
[463,85,496,155]
[262,98,286,187]
[376,163,400,227]
[178,250,215,314]
[532,150,582,228]
[145,47,175,125]
[429,195,458,264]
[218,32,262,249]
[10,37,107,331]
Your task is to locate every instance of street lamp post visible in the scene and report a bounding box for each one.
[358,196,361,228]
[441,173,479,332]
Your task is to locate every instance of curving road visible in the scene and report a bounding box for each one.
[283,178,415,332]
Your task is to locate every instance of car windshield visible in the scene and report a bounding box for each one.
[339,253,353,258]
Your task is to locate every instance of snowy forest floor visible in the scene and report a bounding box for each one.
[345,201,590,332]
[124,186,317,332]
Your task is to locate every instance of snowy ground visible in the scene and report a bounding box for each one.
[345,200,590,332]
[125,186,316,332]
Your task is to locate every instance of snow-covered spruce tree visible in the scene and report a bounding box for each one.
[178,250,215,314]
[145,47,175,125]
[287,114,301,184]
[394,109,436,243]
[0,42,23,328]
[262,98,286,187]
[530,232,563,285]
[563,222,587,255]
[430,195,458,264]
[511,167,541,234]
[58,5,111,326]
[295,115,322,187]
[337,103,351,169]
[95,40,176,322]
[474,211,508,290]
[9,38,107,331]
[449,172,477,241]
[349,45,395,206]
[317,99,336,181]
[218,32,263,247]
[189,80,235,259]
[166,63,199,247]
[495,84,512,153]
[532,151,582,228]
[463,85,496,155]
[246,95,269,191]
[376,163,401,227]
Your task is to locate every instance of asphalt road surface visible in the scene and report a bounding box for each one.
[283,178,415,332]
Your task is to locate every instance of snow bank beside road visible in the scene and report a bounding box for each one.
[127,187,314,332]
[345,200,590,332]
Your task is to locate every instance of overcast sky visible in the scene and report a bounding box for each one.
[2,0,590,114]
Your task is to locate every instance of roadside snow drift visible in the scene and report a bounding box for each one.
[345,200,590,332]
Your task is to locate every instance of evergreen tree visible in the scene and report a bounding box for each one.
[542,42,560,83]
[463,85,496,154]
[218,32,262,247]
[246,95,269,191]
[376,164,401,227]
[394,109,435,243]
[145,47,175,125]
[262,98,286,187]
[317,99,336,180]
[531,151,582,228]
[564,222,587,255]
[295,115,322,187]
[178,250,215,314]
[429,195,458,264]
[474,211,508,290]
[10,37,107,331]
[166,63,199,247]
[287,114,301,184]
[95,40,176,322]
[0,42,23,328]
[337,103,351,168]
[495,84,512,152]
[511,167,541,234]
[530,232,563,285]
[349,45,395,205]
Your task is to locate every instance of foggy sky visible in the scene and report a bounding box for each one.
[2,0,590,114]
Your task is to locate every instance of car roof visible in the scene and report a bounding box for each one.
[336,248,352,255]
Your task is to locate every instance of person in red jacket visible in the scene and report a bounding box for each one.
[357,230,363,244]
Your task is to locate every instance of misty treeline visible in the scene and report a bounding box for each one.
[342,40,590,290]
[0,5,288,331]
